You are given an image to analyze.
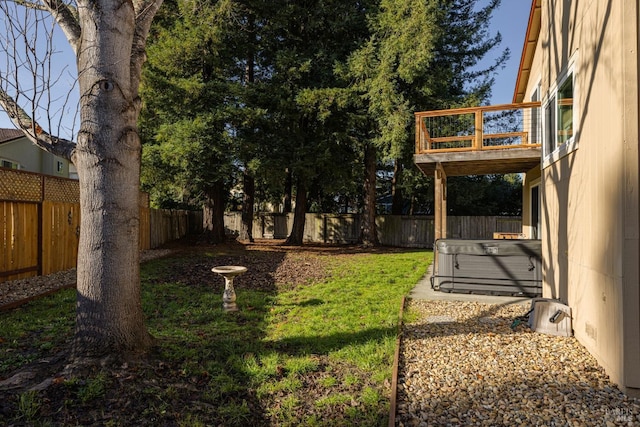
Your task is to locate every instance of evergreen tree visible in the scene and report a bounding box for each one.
[346,0,507,242]
[256,0,372,245]
[141,0,267,242]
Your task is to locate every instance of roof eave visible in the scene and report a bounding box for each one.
[513,0,542,103]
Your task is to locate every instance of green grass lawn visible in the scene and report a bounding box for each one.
[0,246,432,426]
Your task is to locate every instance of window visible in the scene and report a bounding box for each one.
[1,159,20,169]
[544,93,557,156]
[530,83,541,145]
[557,77,574,145]
[57,161,64,173]
[543,59,578,165]
[531,184,540,239]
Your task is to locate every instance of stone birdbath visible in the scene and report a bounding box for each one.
[212,265,247,312]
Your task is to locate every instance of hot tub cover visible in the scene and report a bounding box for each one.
[434,239,541,257]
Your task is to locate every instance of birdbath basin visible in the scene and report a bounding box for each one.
[212,266,247,312]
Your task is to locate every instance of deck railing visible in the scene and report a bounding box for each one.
[415,102,542,154]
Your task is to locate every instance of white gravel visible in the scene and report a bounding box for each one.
[395,299,640,426]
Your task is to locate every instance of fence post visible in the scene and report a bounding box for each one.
[474,109,483,150]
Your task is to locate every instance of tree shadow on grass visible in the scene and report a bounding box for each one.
[0,241,423,426]
[264,326,398,356]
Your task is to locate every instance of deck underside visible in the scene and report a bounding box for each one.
[414,147,541,176]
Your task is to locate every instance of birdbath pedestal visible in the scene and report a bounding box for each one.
[212,266,247,312]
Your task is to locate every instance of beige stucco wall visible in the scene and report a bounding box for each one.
[530,0,640,392]
[522,166,541,239]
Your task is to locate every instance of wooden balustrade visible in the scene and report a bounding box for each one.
[415,102,542,154]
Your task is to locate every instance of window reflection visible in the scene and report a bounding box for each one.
[557,76,573,146]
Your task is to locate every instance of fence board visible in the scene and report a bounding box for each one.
[149,209,196,248]
[1,168,200,283]
[0,201,38,281]
[402,216,433,247]
[323,214,360,244]
[140,207,151,250]
[304,214,323,243]
[41,201,80,275]
[224,212,523,248]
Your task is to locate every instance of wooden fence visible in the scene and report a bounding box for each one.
[0,168,200,283]
[224,212,522,247]
[1,167,521,282]
[149,208,203,248]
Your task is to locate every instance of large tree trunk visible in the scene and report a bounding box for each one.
[203,179,227,243]
[240,171,255,242]
[239,20,255,243]
[361,143,379,246]
[283,168,293,213]
[0,0,163,360]
[70,0,162,358]
[285,178,307,245]
[391,159,404,215]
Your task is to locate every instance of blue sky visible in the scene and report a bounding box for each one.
[0,1,531,132]
[488,1,532,104]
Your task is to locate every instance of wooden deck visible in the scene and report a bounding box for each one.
[414,102,542,176]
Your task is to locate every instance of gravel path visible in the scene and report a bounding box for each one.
[395,299,640,426]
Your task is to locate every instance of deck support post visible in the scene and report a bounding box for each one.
[434,163,447,241]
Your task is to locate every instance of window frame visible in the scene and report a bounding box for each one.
[542,56,579,167]
[1,158,20,169]
[530,80,542,146]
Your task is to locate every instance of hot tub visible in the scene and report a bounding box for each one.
[431,239,542,297]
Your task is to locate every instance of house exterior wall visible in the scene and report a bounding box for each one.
[535,0,640,392]
[522,165,541,239]
[0,137,43,171]
[0,136,70,178]
[522,33,544,239]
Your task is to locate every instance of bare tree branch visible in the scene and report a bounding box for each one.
[8,0,48,11]
[42,0,81,54]
[9,0,80,52]
[1,0,79,144]
[0,85,76,159]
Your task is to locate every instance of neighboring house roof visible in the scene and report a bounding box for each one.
[0,128,25,145]
[513,0,542,103]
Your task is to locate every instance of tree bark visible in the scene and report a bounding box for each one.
[70,0,162,358]
[283,168,293,213]
[239,16,255,243]
[240,171,255,242]
[361,143,379,246]
[203,179,227,243]
[391,159,404,215]
[285,178,307,245]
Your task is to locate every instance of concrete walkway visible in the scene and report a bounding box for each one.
[408,264,533,306]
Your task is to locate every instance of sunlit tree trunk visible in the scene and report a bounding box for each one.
[283,168,293,213]
[361,142,379,246]
[285,177,307,245]
[240,171,255,242]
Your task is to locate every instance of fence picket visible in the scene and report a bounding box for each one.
[0,168,201,283]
